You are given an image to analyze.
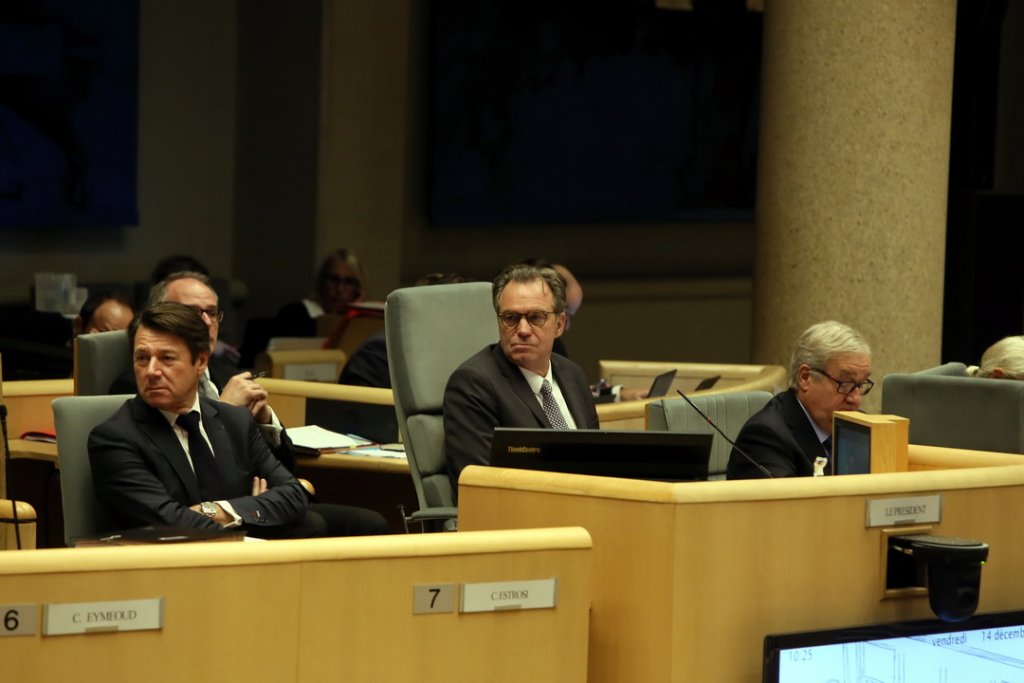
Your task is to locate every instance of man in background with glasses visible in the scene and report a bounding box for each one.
[111,272,284,458]
[727,320,873,479]
[444,262,599,496]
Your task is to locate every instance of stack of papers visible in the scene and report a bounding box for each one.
[287,425,373,456]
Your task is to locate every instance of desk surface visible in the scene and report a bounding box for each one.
[8,438,58,463]
[297,450,409,474]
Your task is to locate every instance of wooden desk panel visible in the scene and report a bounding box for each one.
[0,528,592,682]
[460,464,1024,683]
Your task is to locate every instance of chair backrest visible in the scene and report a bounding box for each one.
[52,394,133,545]
[74,330,132,395]
[881,371,1024,453]
[646,391,772,479]
[386,282,497,512]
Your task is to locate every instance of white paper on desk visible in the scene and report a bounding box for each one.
[354,446,407,459]
[286,425,370,450]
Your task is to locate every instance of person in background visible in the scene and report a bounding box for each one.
[274,248,367,338]
[967,335,1024,379]
[338,272,469,389]
[524,259,646,402]
[72,291,134,337]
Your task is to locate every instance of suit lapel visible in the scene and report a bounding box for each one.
[780,391,827,469]
[551,355,588,428]
[492,345,548,427]
[129,397,202,502]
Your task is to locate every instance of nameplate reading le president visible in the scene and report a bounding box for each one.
[42,598,163,636]
[460,578,558,614]
[866,494,942,527]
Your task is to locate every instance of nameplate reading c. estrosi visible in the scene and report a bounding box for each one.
[42,598,163,636]
[460,578,557,614]
[866,494,942,527]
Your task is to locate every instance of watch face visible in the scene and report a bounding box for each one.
[201,502,217,517]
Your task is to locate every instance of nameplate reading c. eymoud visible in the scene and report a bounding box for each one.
[42,598,163,636]
[866,494,942,527]
[460,578,557,614]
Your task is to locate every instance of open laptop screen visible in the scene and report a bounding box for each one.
[490,427,712,482]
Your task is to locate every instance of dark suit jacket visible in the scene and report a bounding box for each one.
[443,344,599,494]
[88,396,308,534]
[338,330,391,388]
[726,389,828,479]
[108,357,296,472]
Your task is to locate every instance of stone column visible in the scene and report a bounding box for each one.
[752,1,957,408]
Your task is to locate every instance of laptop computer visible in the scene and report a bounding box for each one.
[647,369,678,398]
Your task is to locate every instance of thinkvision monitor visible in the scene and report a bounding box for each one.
[490,428,712,482]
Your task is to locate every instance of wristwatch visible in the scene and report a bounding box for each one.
[200,501,218,518]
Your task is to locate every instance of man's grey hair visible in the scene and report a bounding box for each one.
[789,320,871,386]
[147,271,215,307]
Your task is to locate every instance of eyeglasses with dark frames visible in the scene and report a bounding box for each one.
[498,310,556,329]
[191,305,225,323]
[811,367,874,396]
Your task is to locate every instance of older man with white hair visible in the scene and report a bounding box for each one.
[726,321,874,479]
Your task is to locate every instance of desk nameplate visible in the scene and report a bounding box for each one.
[866,494,942,527]
[43,597,163,636]
[460,578,558,613]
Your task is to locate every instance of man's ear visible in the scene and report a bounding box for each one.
[795,364,812,391]
[992,368,1007,379]
[195,351,210,375]
[554,311,566,337]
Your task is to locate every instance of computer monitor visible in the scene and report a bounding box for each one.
[831,411,910,475]
[833,414,872,475]
[763,609,1024,682]
[489,428,712,482]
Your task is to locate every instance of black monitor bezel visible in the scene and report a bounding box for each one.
[489,427,712,482]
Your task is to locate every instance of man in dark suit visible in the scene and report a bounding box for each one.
[89,302,320,537]
[110,271,293,461]
[727,320,874,479]
[444,262,599,495]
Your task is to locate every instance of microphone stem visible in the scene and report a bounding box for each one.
[675,390,773,479]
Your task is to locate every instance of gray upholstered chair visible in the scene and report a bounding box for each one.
[645,391,773,479]
[74,330,132,395]
[386,282,497,531]
[882,370,1024,453]
[52,394,133,545]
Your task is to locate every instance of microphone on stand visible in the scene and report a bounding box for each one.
[675,390,773,479]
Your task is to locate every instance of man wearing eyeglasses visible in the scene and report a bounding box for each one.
[444,262,599,496]
[726,320,873,479]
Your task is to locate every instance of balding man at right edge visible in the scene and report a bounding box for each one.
[726,321,874,479]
